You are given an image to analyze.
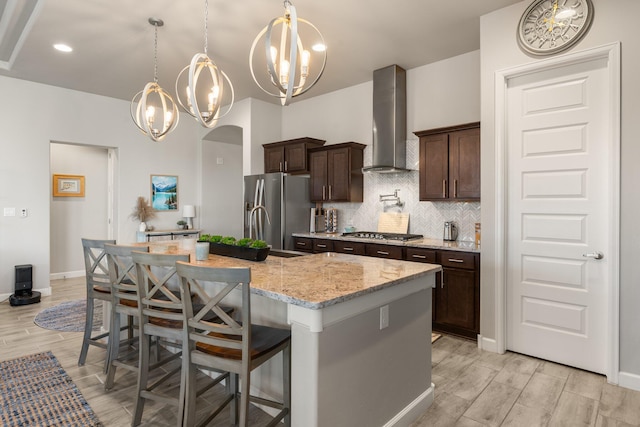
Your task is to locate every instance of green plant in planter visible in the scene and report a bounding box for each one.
[176,220,187,229]
[220,236,237,245]
[236,238,253,247]
[249,240,268,249]
[200,234,267,249]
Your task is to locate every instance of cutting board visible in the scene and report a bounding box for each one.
[377,212,409,234]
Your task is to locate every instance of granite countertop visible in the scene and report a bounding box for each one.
[144,240,440,310]
[292,232,480,253]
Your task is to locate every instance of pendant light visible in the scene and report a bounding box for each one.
[175,0,234,129]
[249,0,326,106]
[131,18,178,142]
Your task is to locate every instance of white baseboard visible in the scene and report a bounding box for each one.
[618,371,640,392]
[50,270,84,280]
[383,384,434,427]
[478,335,500,353]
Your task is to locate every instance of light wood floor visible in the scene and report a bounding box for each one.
[2,278,640,426]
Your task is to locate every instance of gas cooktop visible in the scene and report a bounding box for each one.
[341,231,423,241]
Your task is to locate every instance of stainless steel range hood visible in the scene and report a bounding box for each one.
[362,65,409,173]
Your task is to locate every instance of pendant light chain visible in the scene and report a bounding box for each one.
[204,0,208,55]
[153,22,159,84]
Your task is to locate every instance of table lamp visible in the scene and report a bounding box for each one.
[182,204,195,229]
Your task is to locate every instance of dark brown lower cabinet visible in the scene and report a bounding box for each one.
[333,241,366,255]
[364,244,403,260]
[293,237,313,253]
[313,239,334,253]
[432,251,479,339]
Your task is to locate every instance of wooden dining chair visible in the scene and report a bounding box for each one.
[79,238,116,369]
[176,261,291,427]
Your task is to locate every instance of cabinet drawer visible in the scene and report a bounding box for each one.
[405,248,437,263]
[333,241,366,255]
[293,237,313,253]
[313,239,334,253]
[439,251,476,270]
[365,244,403,260]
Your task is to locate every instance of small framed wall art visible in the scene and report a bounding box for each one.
[53,174,85,197]
[150,174,178,211]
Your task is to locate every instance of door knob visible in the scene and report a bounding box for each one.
[582,251,604,260]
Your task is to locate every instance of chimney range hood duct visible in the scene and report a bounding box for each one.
[363,65,409,173]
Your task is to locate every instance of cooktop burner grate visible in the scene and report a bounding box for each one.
[341,231,423,241]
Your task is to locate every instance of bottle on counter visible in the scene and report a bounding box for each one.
[475,223,481,247]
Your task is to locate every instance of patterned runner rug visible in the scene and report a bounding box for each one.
[34,300,102,332]
[0,351,102,426]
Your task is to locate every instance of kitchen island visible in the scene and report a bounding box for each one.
[146,239,440,426]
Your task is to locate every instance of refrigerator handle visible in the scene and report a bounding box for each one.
[257,179,265,240]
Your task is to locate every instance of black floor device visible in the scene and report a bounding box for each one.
[9,264,41,306]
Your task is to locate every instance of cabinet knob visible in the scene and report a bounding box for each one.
[448,258,464,263]
[442,180,447,198]
[377,251,389,256]
[284,160,288,171]
[412,254,426,259]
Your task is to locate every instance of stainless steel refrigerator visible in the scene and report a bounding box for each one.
[243,173,312,250]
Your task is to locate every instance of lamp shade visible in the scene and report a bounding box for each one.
[182,205,196,218]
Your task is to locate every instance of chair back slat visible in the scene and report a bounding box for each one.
[176,262,251,356]
[82,238,116,289]
[104,244,149,311]
[133,251,190,330]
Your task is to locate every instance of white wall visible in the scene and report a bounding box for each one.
[50,143,108,277]
[201,137,244,237]
[480,0,640,383]
[0,76,201,298]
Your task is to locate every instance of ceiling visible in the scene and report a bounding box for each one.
[0,0,523,105]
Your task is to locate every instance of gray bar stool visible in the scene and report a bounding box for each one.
[79,238,116,369]
[176,261,291,427]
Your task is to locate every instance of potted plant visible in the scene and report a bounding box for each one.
[176,220,187,230]
[198,234,270,261]
[130,196,156,232]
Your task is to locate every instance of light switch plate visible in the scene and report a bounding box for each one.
[4,207,15,217]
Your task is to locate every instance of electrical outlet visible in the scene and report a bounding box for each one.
[20,208,28,218]
[380,305,389,330]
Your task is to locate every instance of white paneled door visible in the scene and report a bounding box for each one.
[506,56,612,374]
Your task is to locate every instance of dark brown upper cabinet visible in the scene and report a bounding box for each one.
[415,122,480,201]
[308,142,365,203]
[263,137,325,175]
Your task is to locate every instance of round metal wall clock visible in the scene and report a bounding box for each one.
[517,0,594,56]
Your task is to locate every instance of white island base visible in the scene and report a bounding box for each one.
[287,274,435,426]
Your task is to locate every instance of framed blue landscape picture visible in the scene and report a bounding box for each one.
[151,175,178,211]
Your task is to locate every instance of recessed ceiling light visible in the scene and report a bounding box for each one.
[312,43,326,52]
[53,43,73,53]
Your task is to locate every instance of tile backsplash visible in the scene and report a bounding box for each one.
[326,139,480,242]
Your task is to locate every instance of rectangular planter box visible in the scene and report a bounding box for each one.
[203,242,270,262]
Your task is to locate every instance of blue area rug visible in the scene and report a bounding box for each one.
[34,300,103,333]
[0,351,103,426]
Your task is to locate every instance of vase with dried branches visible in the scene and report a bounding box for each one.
[130,196,156,232]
